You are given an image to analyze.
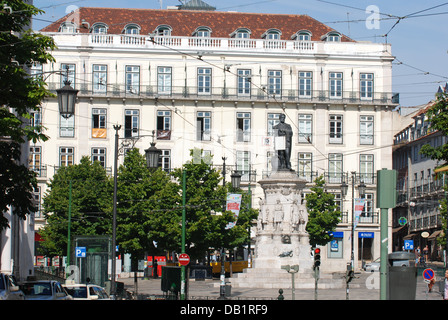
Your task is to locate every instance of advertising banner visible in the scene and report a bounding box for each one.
[225,193,242,229]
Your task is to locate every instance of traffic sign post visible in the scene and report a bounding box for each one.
[423,268,435,284]
[179,253,190,266]
[75,247,86,258]
[404,240,414,251]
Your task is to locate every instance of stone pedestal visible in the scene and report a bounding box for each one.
[231,170,318,288]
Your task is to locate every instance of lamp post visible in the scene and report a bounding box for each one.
[341,172,366,300]
[218,165,242,300]
[55,66,78,118]
[110,127,161,298]
[53,66,78,279]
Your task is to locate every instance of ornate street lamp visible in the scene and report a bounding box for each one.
[230,171,242,190]
[145,131,162,169]
[145,142,162,169]
[56,68,78,118]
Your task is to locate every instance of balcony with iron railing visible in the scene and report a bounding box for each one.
[339,210,379,225]
[47,81,397,106]
[30,165,47,178]
[409,178,446,199]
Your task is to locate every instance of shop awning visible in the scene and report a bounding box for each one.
[403,233,417,240]
[434,164,448,173]
[428,230,443,240]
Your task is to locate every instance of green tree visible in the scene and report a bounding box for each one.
[0,0,56,230]
[420,92,448,163]
[172,153,230,260]
[113,149,180,264]
[305,175,341,247]
[39,157,110,256]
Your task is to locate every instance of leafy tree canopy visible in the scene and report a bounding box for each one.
[0,0,56,231]
[305,175,341,247]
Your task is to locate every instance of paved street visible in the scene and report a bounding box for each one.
[119,267,445,301]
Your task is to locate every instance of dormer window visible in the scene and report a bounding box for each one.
[231,28,251,39]
[155,25,172,36]
[262,29,281,40]
[324,31,341,42]
[293,30,312,41]
[92,23,108,34]
[194,27,211,37]
[59,22,76,33]
[123,24,141,35]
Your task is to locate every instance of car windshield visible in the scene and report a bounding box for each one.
[65,286,87,298]
[21,283,52,296]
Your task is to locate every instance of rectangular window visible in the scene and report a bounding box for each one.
[32,186,42,218]
[91,148,106,167]
[236,112,251,142]
[360,115,374,145]
[360,154,374,184]
[267,113,281,136]
[329,115,343,144]
[298,152,313,182]
[237,69,251,96]
[157,110,171,140]
[268,70,282,96]
[329,72,343,98]
[92,108,107,138]
[328,153,343,183]
[158,66,172,95]
[299,71,312,97]
[61,63,76,88]
[124,109,139,138]
[198,68,212,94]
[29,146,41,174]
[60,114,74,137]
[30,110,42,131]
[93,64,107,93]
[360,73,374,100]
[160,149,171,172]
[125,65,140,94]
[298,114,312,143]
[60,147,74,166]
[360,193,374,223]
[236,151,251,182]
[197,111,211,141]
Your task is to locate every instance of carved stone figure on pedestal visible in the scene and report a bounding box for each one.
[274,199,283,231]
[291,199,300,232]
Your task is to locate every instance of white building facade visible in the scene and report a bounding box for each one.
[34,5,398,272]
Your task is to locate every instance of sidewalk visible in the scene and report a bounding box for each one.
[118,269,444,300]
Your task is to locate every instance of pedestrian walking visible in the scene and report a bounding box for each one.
[423,245,429,262]
[444,270,448,300]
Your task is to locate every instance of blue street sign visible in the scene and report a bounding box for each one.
[75,247,86,258]
[358,232,374,238]
[404,240,414,250]
[423,268,435,282]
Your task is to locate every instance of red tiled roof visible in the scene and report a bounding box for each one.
[40,7,353,42]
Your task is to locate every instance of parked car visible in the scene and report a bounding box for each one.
[363,258,380,272]
[20,280,73,300]
[63,283,110,300]
[0,273,25,300]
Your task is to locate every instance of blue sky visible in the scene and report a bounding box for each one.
[32,0,448,107]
